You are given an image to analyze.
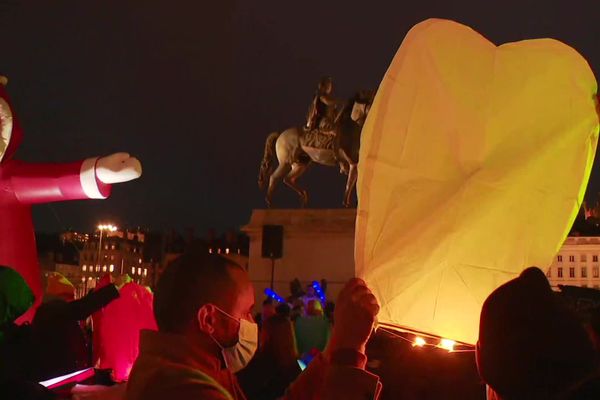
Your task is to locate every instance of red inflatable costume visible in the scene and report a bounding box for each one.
[0,77,142,322]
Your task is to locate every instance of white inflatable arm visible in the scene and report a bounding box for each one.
[96,152,142,184]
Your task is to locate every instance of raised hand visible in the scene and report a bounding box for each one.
[96,152,142,184]
[329,278,380,354]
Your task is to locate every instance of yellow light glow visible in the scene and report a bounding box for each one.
[439,339,456,352]
[138,267,142,275]
[413,336,426,347]
[98,223,118,232]
[102,265,107,272]
[82,265,87,271]
[131,267,135,275]
[109,264,114,272]
[355,19,599,344]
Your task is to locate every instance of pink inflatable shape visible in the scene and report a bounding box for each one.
[0,80,141,323]
[94,279,157,381]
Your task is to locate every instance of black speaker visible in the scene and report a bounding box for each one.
[262,225,283,259]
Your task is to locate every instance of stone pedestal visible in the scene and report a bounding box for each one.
[242,209,356,306]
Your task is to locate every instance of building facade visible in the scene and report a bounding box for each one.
[547,236,600,289]
[79,229,152,287]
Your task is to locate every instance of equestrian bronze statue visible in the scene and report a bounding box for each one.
[258,90,374,208]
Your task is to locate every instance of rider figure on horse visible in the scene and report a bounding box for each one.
[306,76,347,171]
[306,76,339,133]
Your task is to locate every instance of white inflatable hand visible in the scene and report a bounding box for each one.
[96,152,142,184]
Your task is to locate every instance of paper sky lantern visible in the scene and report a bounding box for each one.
[356,19,599,344]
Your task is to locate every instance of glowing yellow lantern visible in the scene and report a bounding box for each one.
[356,19,599,344]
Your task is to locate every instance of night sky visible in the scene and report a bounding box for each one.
[0,1,598,234]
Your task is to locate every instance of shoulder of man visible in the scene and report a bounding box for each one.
[131,365,235,400]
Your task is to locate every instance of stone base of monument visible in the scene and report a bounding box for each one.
[242,208,356,308]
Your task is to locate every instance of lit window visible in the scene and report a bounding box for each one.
[594,255,599,262]
[143,268,147,277]
[82,265,87,272]
[558,268,563,278]
[131,267,136,275]
[109,264,114,272]
[81,277,86,282]
[569,255,575,262]
[139,258,142,264]
[111,244,115,250]
[581,254,587,262]
[582,267,587,278]
[102,265,107,272]
[569,267,575,278]
[138,267,142,276]
[546,268,551,278]
[104,244,109,250]
[225,248,230,255]
[111,255,115,261]
[96,265,100,272]
[88,277,93,280]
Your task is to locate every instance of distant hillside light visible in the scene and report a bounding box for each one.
[97,224,118,232]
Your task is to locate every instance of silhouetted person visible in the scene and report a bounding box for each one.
[29,273,121,381]
[294,300,331,358]
[0,266,55,400]
[237,314,302,400]
[477,267,600,399]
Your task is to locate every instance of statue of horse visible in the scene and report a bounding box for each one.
[258,92,373,208]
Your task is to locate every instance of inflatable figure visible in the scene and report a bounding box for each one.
[0,76,142,322]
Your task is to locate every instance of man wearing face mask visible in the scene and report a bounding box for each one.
[126,244,382,400]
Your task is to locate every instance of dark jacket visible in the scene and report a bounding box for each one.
[237,351,302,400]
[29,284,119,380]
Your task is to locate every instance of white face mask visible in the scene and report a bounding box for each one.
[212,306,258,373]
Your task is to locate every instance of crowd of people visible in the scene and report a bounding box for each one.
[2,246,600,399]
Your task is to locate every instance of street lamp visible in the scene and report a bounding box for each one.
[97,223,117,274]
